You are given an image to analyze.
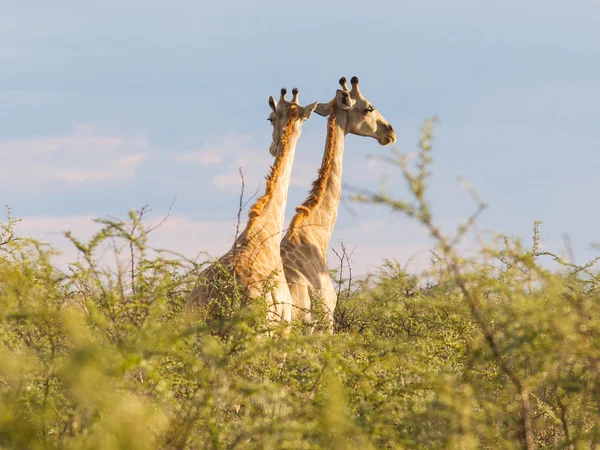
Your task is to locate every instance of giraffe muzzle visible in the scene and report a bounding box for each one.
[378,131,397,146]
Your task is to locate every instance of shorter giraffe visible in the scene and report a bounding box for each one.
[281,77,397,333]
[187,88,317,333]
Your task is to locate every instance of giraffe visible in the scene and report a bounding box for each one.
[280,77,397,333]
[187,88,317,334]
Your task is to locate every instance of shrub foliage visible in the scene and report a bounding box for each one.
[1,122,599,449]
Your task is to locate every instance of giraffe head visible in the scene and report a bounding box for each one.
[315,77,397,146]
[267,88,317,156]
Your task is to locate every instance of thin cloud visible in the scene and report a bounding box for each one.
[0,125,149,186]
[16,214,240,272]
[176,151,222,166]
[175,133,319,193]
[175,134,273,192]
[15,213,434,277]
[117,153,147,168]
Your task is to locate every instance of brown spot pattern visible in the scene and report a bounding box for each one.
[247,106,298,234]
[287,104,337,241]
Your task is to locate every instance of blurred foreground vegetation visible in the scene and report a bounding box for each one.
[1,121,599,449]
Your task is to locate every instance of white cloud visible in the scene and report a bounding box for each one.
[175,134,316,194]
[213,172,245,189]
[328,243,434,278]
[15,214,240,273]
[15,213,434,277]
[175,134,271,192]
[117,153,147,168]
[0,124,149,186]
[50,169,120,183]
[330,219,433,276]
[176,151,222,166]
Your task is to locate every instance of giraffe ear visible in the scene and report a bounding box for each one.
[268,96,277,112]
[314,102,332,117]
[300,102,318,120]
[336,90,354,110]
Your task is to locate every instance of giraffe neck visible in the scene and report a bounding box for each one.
[286,106,346,255]
[245,112,300,242]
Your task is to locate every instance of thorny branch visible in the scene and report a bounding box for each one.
[350,118,536,450]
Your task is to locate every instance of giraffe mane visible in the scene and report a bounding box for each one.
[287,105,337,239]
[247,107,297,234]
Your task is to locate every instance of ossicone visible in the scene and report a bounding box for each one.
[339,77,349,92]
[279,88,287,102]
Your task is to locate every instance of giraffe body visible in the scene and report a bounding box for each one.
[281,77,397,333]
[187,89,317,331]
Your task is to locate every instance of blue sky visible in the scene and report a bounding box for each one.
[2,1,599,274]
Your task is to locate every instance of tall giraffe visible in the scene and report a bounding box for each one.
[280,77,397,333]
[187,88,317,332]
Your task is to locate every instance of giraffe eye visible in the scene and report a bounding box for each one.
[267,117,274,123]
[364,106,374,114]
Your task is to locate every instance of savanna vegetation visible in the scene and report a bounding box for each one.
[1,120,599,449]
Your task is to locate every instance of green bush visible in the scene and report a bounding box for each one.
[1,121,599,449]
